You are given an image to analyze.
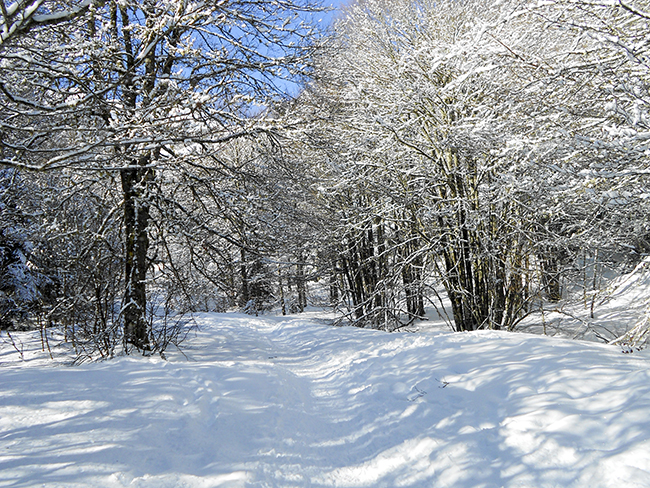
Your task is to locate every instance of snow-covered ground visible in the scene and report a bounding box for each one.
[512,257,650,345]
[2,306,650,487]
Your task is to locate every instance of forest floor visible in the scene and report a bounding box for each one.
[2,266,650,486]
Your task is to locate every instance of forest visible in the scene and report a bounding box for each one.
[1,0,650,359]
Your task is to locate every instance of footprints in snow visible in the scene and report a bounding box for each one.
[392,378,450,402]
[392,382,428,402]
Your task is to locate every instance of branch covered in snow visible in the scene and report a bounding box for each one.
[0,0,95,47]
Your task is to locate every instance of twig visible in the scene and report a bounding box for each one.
[2,330,24,360]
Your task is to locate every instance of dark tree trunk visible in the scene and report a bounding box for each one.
[121,162,151,351]
[329,258,339,305]
[403,262,426,319]
[239,248,249,307]
[297,252,306,313]
[278,265,286,316]
[540,254,562,302]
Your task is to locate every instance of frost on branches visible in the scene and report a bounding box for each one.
[296,0,650,334]
[0,0,323,354]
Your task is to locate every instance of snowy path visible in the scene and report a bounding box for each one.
[2,313,650,487]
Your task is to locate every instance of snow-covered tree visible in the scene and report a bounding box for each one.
[300,0,529,330]
[302,0,641,331]
[529,0,650,346]
[0,0,94,46]
[0,0,323,351]
[0,169,44,328]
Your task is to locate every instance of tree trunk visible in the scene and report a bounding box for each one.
[329,258,339,305]
[278,264,286,316]
[121,163,151,351]
[239,248,249,307]
[540,252,562,302]
[297,252,306,313]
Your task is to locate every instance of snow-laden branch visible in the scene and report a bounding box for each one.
[0,127,275,171]
[0,0,96,47]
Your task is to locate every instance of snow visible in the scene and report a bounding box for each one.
[514,257,650,345]
[2,310,650,487]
